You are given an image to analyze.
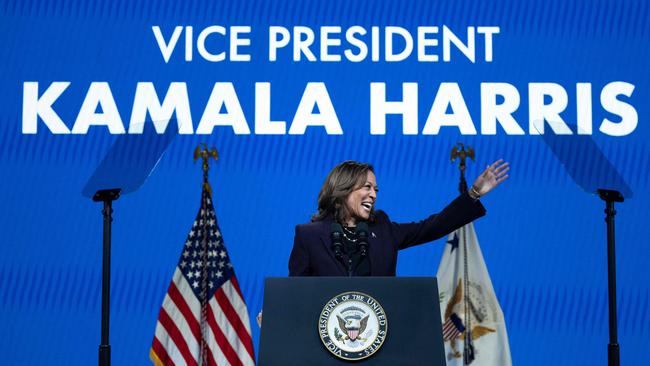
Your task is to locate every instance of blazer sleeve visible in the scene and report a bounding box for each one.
[388,192,486,250]
[288,225,311,276]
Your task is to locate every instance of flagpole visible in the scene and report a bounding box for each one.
[194,144,219,366]
[451,143,476,365]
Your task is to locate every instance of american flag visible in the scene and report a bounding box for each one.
[150,188,255,366]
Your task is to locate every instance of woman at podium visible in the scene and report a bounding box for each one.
[288,160,508,276]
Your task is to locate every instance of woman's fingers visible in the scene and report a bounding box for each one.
[489,159,504,170]
[496,165,510,178]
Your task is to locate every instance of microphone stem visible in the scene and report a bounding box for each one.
[348,258,353,277]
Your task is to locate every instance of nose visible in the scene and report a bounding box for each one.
[369,187,377,200]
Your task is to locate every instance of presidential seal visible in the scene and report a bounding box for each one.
[318,291,388,361]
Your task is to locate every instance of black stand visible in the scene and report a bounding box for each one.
[92,188,121,366]
[536,129,631,366]
[598,189,623,366]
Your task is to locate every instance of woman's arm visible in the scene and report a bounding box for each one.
[288,225,311,276]
[392,159,509,249]
[390,193,486,250]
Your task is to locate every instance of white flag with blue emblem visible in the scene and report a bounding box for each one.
[436,223,512,366]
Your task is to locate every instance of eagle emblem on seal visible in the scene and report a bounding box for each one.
[336,312,370,342]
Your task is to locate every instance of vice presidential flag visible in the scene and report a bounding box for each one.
[436,223,512,366]
[150,187,255,366]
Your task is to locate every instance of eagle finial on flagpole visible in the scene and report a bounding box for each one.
[194,144,219,194]
[450,142,475,194]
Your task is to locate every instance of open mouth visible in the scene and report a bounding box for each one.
[361,202,372,211]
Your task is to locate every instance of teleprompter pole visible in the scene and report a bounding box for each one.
[598,189,623,366]
[93,188,121,366]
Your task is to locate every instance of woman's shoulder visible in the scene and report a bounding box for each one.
[295,211,391,232]
[372,209,390,223]
[295,219,329,236]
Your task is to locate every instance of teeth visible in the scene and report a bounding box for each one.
[362,203,372,210]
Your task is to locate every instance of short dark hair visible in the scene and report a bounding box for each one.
[312,161,376,223]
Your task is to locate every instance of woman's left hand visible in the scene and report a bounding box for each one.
[471,159,510,196]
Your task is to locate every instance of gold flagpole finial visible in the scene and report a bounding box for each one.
[194,144,219,194]
[450,142,475,194]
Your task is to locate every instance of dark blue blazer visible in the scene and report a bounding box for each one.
[288,193,486,276]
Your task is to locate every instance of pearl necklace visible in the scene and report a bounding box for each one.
[341,225,358,242]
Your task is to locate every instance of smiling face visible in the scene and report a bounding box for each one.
[314,161,378,223]
[343,171,378,226]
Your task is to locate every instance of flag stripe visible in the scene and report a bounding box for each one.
[154,321,187,366]
[223,279,253,334]
[203,325,231,366]
[216,284,255,359]
[211,289,254,366]
[159,309,198,366]
[203,347,218,366]
[168,282,201,340]
[229,276,245,302]
[197,335,219,366]
[442,319,461,341]
[162,293,199,361]
[151,339,176,366]
[206,297,243,366]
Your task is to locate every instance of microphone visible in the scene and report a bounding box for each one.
[330,223,344,259]
[356,222,369,257]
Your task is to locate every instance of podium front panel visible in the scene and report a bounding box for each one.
[259,277,445,366]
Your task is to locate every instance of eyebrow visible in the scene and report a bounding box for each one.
[365,182,379,189]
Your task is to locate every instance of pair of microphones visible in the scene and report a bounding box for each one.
[330,222,369,258]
